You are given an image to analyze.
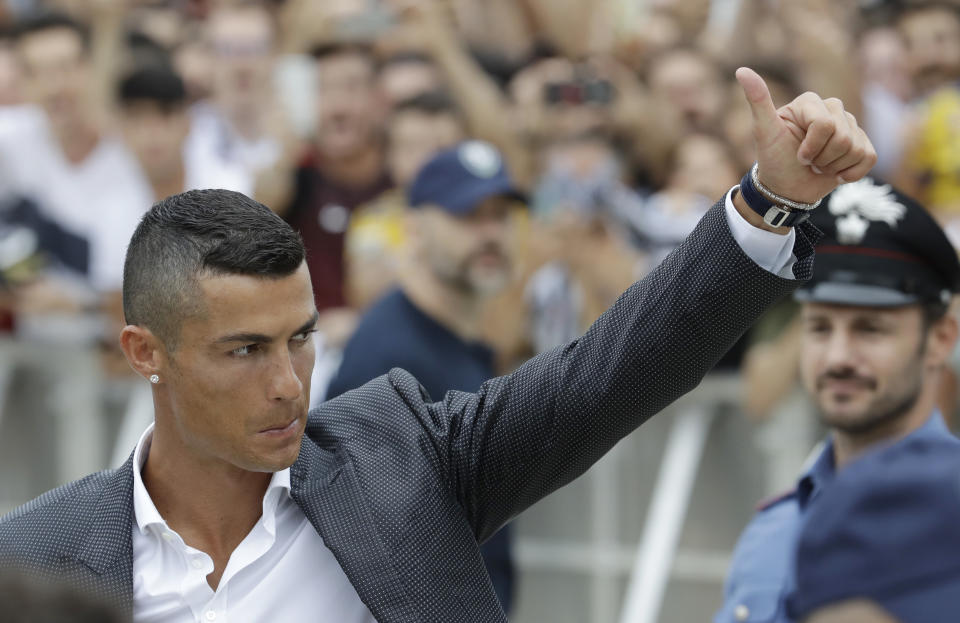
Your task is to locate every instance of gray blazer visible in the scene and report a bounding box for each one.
[0,203,816,622]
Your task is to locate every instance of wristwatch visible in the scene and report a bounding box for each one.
[739,163,822,228]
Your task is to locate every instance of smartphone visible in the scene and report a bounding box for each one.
[544,80,615,106]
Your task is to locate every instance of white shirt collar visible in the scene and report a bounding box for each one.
[131,423,292,537]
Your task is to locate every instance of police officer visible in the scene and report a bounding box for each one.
[715,177,960,623]
[788,432,960,622]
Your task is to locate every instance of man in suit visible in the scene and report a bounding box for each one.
[0,69,876,622]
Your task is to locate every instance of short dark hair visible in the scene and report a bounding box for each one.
[922,300,951,331]
[118,66,187,109]
[122,189,306,349]
[12,11,90,51]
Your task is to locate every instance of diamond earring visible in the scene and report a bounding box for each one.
[149,374,160,384]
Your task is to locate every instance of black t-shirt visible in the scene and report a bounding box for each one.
[327,288,495,400]
[325,288,514,612]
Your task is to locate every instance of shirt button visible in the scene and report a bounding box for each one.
[734,604,750,621]
[204,611,217,621]
[191,559,203,570]
[161,532,174,542]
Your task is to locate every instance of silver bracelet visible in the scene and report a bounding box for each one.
[751,163,823,212]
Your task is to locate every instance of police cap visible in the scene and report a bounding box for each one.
[795,177,960,307]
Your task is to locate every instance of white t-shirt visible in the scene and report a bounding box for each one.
[185,101,278,179]
[0,105,149,292]
[125,116,254,210]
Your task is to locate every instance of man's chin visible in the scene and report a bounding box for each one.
[243,450,301,474]
[818,401,876,433]
[468,268,509,295]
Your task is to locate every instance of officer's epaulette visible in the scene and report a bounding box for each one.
[755,489,797,511]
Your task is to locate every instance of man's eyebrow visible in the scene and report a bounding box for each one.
[292,311,320,337]
[214,311,319,345]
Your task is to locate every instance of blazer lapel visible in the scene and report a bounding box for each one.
[74,455,135,615]
[291,439,419,623]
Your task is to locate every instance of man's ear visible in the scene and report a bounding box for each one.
[926,312,959,369]
[119,324,166,383]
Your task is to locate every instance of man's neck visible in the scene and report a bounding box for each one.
[220,98,264,142]
[149,163,186,201]
[142,421,272,575]
[832,385,938,469]
[401,268,483,342]
[319,142,383,189]
[51,116,100,165]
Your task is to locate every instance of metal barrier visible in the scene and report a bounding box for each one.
[512,372,753,623]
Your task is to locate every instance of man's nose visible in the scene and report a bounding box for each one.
[269,351,303,401]
[822,329,857,369]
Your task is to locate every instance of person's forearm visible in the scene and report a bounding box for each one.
[784,3,863,121]
[742,320,802,420]
[87,5,124,131]
[423,21,532,185]
[721,0,765,65]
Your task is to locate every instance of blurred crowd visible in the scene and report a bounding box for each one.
[0,0,955,387]
[0,0,958,620]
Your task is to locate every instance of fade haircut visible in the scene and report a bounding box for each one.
[122,189,305,350]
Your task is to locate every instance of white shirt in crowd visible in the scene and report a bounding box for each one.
[0,105,148,292]
[131,424,375,623]
[126,123,254,209]
[185,101,279,179]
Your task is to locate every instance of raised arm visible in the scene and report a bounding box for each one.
[391,0,534,186]
[407,70,876,540]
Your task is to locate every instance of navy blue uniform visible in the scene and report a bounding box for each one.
[716,412,954,622]
[326,288,515,612]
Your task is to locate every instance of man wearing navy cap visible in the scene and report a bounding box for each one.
[789,434,960,622]
[324,139,522,611]
[717,178,960,623]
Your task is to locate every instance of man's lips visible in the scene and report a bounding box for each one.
[818,378,875,393]
[258,417,299,435]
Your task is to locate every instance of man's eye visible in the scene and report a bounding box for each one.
[292,330,316,345]
[231,344,258,357]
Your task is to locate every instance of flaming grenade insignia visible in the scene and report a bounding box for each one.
[828,179,907,244]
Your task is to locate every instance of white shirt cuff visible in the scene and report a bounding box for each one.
[723,186,798,279]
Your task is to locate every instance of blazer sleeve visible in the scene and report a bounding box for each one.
[389,200,818,543]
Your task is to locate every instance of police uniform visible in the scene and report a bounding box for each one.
[715,177,960,623]
[788,433,960,620]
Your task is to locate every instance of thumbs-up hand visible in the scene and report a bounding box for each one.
[736,67,876,205]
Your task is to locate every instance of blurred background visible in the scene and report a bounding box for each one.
[0,0,958,621]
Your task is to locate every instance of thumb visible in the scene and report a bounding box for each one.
[736,67,780,144]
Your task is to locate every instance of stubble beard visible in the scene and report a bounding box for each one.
[818,367,924,437]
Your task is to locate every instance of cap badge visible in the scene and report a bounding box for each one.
[458,141,501,179]
[829,179,907,245]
